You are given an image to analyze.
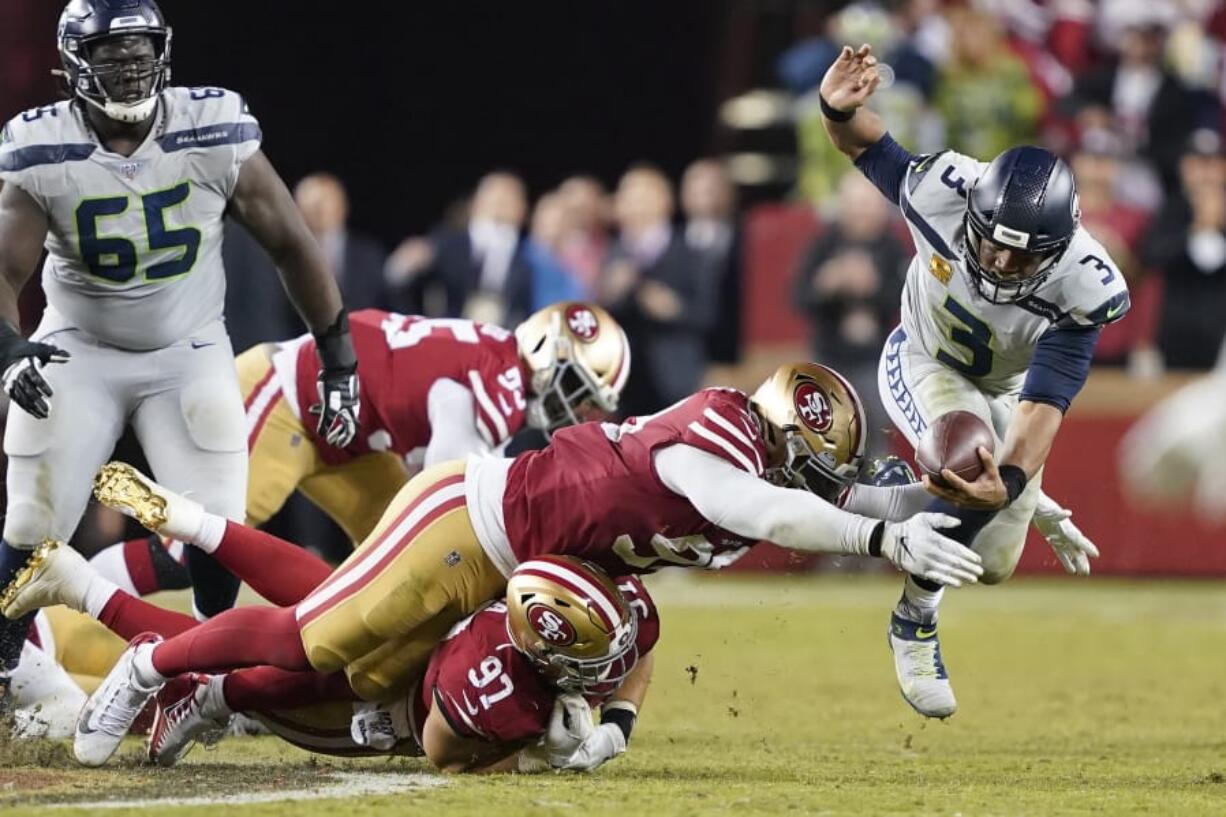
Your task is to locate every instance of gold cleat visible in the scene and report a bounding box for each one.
[0,539,59,619]
[93,462,168,533]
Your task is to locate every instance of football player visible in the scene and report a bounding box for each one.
[52,360,984,762]
[818,45,1128,717]
[4,535,655,774]
[0,0,361,686]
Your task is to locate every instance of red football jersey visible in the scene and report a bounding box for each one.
[419,575,659,745]
[500,388,767,576]
[294,310,529,465]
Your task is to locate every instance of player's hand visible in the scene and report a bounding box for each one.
[0,336,70,420]
[545,694,594,768]
[923,447,1008,510]
[1033,504,1099,575]
[880,513,983,587]
[310,367,360,448]
[819,44,883,114]
[551,722,627,772]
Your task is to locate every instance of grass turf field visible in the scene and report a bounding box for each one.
[1,574,1223,816]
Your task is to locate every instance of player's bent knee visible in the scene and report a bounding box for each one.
[977,546,1022,585]
[179,378,246,454]
[2,499,58,547]
[346,670,396,703]
[304,644,349,675]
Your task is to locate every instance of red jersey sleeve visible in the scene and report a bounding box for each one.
[613,575,661,657]
[675,389,767,478]
[429,620,552,745]
[466,344,530,449]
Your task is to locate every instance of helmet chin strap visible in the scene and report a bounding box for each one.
[82,93,158,124]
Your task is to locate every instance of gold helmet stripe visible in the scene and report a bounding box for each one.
[515,559,622,631]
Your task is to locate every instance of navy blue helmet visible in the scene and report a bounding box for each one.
[57,0,172,123]
[963,146,1079,304]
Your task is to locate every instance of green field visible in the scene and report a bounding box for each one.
[2,575,1224,816]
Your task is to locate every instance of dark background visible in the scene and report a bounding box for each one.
[1,1,752,243]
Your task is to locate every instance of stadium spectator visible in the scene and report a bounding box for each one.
[524,192,585,310]
[1070,130,1161,374]
[598,165,714,415]
[1068,1,1200,193]
[556,175,612,298]
[386,172,533,326]
[294,173,391,314]
[793,173,906,453]
[1142,128,1226,370]
[932,7,1043,160]
[681,158,743,365]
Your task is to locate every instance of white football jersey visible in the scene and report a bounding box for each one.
[893,150,1130,396]
[0,87,261,350]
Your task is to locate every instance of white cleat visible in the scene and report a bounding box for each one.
[93,462,203,542]
[0,540,92,620]
[148,673,229,766]
[75,633,164,767]
[888,613,957,719]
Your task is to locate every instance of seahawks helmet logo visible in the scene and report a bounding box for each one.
[793,382,833,433]
[527,603,577,646]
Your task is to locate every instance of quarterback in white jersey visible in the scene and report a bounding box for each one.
[819,46,1129,718]
[0,0,361,681]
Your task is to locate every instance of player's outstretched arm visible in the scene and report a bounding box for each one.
[819,44,889,161]
[229,151,360,447]
[0,183,70,419]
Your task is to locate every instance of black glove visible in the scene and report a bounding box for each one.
[310,312,360,448]
[0,322,70,420]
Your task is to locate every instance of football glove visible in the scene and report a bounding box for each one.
[0,323,69,420]
[1033,496,1099,576]
[545,694,593,768]
[879,513,983,588]
[309,312,360,449]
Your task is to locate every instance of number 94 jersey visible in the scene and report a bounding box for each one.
[896,150,1130,396]
[0,88,260,351]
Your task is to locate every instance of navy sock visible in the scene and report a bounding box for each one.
[0,540,37,671]
[185,546,240,618]
[907,497,999,592]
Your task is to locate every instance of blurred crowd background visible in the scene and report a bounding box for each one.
[2,0,1225,569]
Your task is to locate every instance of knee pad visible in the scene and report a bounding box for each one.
[179,377,246,454]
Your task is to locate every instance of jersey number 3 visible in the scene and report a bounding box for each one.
[935,295,993,378]
[76,181,201,283]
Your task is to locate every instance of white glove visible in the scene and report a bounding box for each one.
[551,722,626,772]
[880,513,983,587]
[545,694,594,767]
[1032,498,1099,576]
[350,701,403,751]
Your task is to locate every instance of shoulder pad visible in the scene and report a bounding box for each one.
[0,102,94,177]
[1051,231,1131,327]
[904,151,949,196]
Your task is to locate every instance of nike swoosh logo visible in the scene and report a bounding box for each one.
[189,341,215,350]
[1106,303,1125,319]
[916,627,937,639]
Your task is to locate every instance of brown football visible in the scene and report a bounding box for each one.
[915,410,995,488]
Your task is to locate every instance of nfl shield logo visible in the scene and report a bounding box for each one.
[118,161,144,181]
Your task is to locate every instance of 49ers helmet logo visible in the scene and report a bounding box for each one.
[564,304,600,343]
[793,381,833,433]
[526,603,577,646]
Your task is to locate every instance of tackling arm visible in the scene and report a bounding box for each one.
[420,704,525,774]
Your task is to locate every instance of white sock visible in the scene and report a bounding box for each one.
[192,514,227,555]
[130,643,167,689]
[87,543,139,596]
[897,576,944,625]
[82,576,120,619]
[200,675,234,720]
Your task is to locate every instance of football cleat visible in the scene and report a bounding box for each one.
[75,632,165,767]
[93,462,202,542]
[865,455,917,488]
[148,674,228,766]
[1,540,91,620]
[887,613,956,719]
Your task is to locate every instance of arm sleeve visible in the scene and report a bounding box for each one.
[424,379,494,465]
[853,132,918,205]
[841,482,932,522]
[1019,326,1102,413]
[654,444,878,555]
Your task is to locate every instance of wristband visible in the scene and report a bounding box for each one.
[999,465,1028,506]
[314,311,356,371]
[600,702,637,743]
[819,94,855,123]
[867,521,885,558]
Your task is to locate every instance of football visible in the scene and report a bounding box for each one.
[915,410,995,488]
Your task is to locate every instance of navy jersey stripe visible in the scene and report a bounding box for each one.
[156,122,262,153]
[0,143,96,172]
[899,187,959,260]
